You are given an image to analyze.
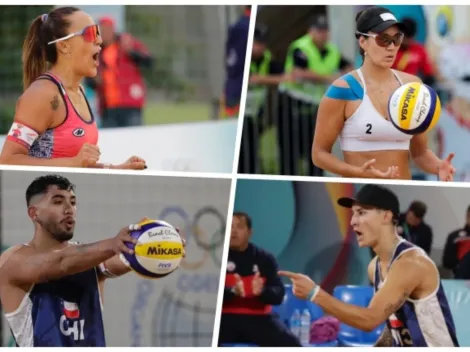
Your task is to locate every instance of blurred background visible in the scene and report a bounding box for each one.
[234,178,470,346]
[0,170,230,347]
[242,5,470,180]
[0,5,250,172]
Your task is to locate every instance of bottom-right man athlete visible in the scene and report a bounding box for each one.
[279,184,459,347]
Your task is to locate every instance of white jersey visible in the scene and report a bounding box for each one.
[374,239,459,347]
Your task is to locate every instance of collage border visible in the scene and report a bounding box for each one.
[0,0,469,350]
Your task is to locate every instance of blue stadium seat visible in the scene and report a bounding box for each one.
[333,285,385,347]
[272,284,338,347]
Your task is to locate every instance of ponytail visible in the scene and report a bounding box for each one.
[21,7,80,91]
[22,15,47,91]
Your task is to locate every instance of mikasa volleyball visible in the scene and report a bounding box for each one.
[122,219,184,278]
[388,82,441,135]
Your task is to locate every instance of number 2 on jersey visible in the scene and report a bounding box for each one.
[365,123,372,134]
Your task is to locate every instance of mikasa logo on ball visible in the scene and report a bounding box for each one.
[388,82,441,135]
[146,245,182,256]
[401,87,416,121]
[126,220,183,279]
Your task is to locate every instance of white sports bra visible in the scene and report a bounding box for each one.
[339,69,412,152]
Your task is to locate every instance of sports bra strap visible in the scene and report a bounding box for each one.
[37,73,67,96]
[391,69,404,85]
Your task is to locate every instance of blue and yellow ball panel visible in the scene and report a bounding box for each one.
[388,83,441,135]
[123,220,183,279]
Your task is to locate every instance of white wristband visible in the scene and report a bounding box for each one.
[119,253,131,268]
[307,285,321,302]
[99,262,118,278]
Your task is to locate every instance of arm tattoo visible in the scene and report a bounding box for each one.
[374,326,393,347]
[383,292,408,317]
[50,95,60,111]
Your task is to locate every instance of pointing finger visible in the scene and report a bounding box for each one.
[278,270,298,279]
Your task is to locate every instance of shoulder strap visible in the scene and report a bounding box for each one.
[391,69,404,86]
[37,73,67,96]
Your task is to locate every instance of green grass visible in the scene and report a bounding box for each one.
[258,125,310,175]
[143,102,210,125]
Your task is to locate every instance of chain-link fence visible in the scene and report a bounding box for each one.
[0,170,231,347]
[0,5,243,132]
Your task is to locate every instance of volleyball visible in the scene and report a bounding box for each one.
[123,219,184,279]
[388,82,441,135]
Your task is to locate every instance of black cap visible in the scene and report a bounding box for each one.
[401,17,417,37]
[356,7,406,35]
[337,184,400,219]
[310,14,329,30]
[254,25,268,43]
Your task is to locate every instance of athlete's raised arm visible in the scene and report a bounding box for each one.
[0,226,137,285]
[0,80,101,168]
[278,254,422,332]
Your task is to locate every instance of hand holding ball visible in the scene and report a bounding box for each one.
[123,219,184,278]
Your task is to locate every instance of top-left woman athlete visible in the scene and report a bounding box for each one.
[0,7,146,169]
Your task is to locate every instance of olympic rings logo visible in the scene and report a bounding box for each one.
[158,206,226,270]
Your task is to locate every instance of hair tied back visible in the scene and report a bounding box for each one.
[41,14,48,23]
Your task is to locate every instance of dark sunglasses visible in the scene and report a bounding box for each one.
[356,31,404,47]
[48,24,101,45]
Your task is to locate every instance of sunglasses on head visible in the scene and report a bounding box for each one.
[356,31,404,47]
[47,24,101,45]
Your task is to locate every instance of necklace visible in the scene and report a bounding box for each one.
[365,74,396,120]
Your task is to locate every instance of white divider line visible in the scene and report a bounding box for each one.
[211,4,259,348]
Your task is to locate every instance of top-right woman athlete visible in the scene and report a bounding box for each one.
[312,6,455,180]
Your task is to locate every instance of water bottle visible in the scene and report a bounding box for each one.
[300,308,311,345]
[290,309,301,337]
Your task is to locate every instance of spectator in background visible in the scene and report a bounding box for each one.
[392,17,436,87]
[455,251,470,279]
[443,205,470,277]
[278,14,353,176]
[219,212,301,347]
[86,16,153,128]
[397,201,433,254]
[221,6,251,119]
[239,25,285,174]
